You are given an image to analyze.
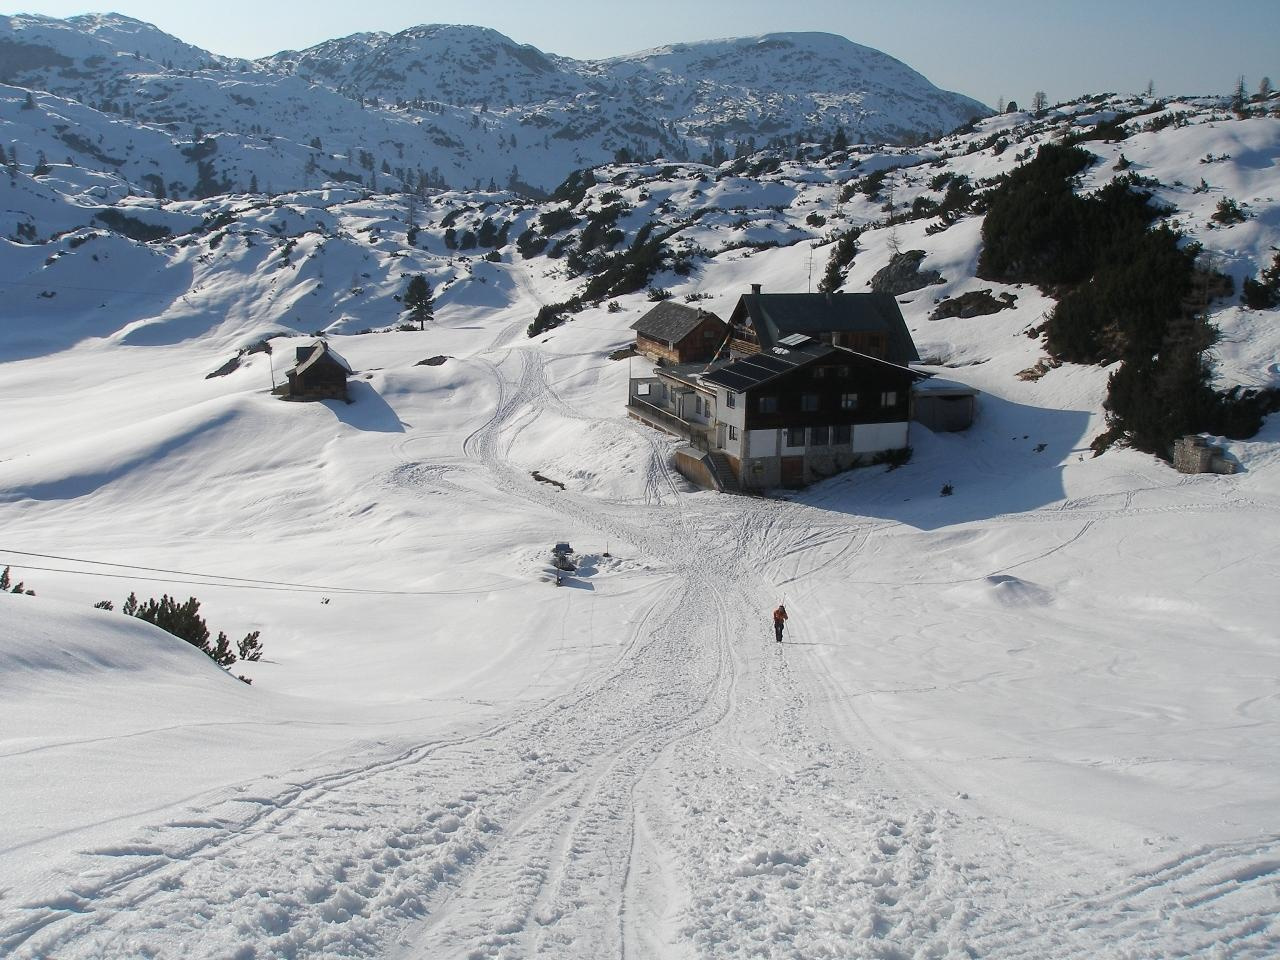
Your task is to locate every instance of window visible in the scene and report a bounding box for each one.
[837,365,850,379]
[810,425,830,446]
[786,427,806,448]
[758,396,778,414]
[881,391,898,407]
[834,424,851,444]
[801,393,819,412]
[728,425,738,440]
[694,395,703,416]
[812,366,828,380]
[636,382,651,397]
[726,391,736,408]
[841,392,858,410]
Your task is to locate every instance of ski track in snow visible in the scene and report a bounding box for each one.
[4,343,1280,959]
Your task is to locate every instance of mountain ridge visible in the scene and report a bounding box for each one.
[1,13,988,193]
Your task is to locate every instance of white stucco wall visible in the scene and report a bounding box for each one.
[715,387,746,458]
[715,388,746,431]
[748,429,778,457]
[852,421,909,454]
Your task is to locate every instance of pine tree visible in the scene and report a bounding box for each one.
[1232,76,1248,115]
[238,631,263,661]
[404,274,434,329]
[817,228,862,294]
[210,632,237,667]
[117,591,262,669]
[133,595,210,650]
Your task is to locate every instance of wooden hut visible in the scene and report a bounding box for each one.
[631,302,729,364]
[278,340,352,401]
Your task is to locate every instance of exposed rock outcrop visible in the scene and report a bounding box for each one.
[870,250,944,296]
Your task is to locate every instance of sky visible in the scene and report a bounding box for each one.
[3,0,1279,111]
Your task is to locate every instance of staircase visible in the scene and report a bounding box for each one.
[707,452,742,494]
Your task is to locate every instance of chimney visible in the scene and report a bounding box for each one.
[750,283,762,295]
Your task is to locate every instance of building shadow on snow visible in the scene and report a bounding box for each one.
[800,393,1094,531]
[323,380,406,433]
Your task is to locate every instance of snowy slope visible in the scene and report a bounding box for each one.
[1,95,1279,958]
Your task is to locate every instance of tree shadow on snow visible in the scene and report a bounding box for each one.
[323,380,406,433]
[800,393,1094,531]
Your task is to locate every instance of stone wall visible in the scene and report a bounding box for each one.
[1173,436,1237,474]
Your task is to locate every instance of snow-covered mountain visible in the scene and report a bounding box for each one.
[1,13,988,194]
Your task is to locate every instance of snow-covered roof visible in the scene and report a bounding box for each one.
[911,376,979,395]
[294,340,352,375]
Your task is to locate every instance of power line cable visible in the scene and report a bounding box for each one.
[0,548,365,591]
[0,548,525,597]
[0,278,178,297]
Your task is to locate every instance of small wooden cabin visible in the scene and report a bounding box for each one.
[631,302,728,364]
[279,340,352,401]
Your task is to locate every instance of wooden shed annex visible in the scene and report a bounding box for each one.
[630,301,729,365]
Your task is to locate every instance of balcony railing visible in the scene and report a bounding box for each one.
[626,396,711,451]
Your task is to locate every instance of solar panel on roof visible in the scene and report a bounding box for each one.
[778,332,812,347]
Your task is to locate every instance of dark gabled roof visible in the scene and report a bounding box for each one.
[701,340,925,393]
[630,301,724,343]
[294,340,352,376]
[731,292,919,364]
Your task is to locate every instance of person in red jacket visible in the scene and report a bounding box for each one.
[773,603,788,643]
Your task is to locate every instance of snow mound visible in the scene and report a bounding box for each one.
[0,593,236,688]
[950,574,1056,608]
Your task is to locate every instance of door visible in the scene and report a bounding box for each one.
[781,456,805,488]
